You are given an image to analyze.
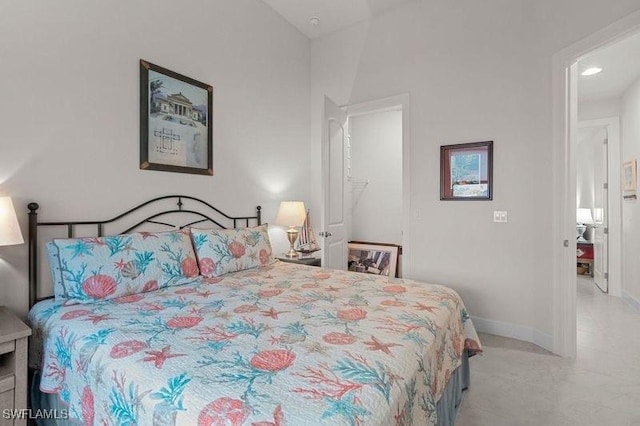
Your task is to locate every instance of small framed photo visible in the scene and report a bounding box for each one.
[348,242,399,277]
[623,159,637,192]
[441,141,493,200]
[140,59,213,175]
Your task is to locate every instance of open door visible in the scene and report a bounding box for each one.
[321,96,348,270]
[593,130,608,292]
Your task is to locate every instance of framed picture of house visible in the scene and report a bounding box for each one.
[140,60,213,175]
[440,141,493,200]
[347,242,399,278]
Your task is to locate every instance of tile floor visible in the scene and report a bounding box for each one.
[456,275,640,425]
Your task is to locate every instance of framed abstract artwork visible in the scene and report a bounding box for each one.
[140,60,213,175]
[440,141,493,200]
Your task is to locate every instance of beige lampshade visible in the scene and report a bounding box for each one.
[576,208,594,225]
[275,201,306,227]
[0,196,24,246]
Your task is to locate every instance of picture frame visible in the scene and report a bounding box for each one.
[440,141,493,200]
[622,159,637,192]
[140,59,213,175]
[347,242,399,278]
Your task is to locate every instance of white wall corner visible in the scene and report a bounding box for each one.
[532,328,554,353]
[471,316,554,353]
[622,290,640,313]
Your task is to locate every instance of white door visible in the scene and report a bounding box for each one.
[593,129,608,292]
[321,95,348,270]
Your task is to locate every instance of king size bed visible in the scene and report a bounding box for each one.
[26,196,481,425]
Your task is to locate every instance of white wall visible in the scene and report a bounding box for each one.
[577,99,622,224]
[622,78,640,302]
[579,98,622,121]
[576,127,608,210]
[577,129,597,210]
[0,0,310,316]
[310,0,640,349]
[576,126,607,241]
[349,110,403,245]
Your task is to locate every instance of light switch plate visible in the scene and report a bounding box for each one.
[493,211,508,223]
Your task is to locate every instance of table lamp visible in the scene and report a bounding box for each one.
[576,208,593,243]
[275,201,306,258]
[0,196,24,246]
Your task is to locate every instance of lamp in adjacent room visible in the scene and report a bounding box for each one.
[275,201,306,258]
[0,196,24,246]
[576,208,593,243]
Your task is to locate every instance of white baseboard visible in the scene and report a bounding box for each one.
[471,316,554,353]
[622,290,640,312]
[532,328,554,352]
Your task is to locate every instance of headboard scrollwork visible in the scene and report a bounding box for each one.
[28,195,261,308]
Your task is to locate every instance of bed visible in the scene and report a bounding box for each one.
[26,195,481,425]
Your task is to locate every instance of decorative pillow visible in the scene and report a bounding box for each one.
[50,230,199,304]
[46,241,65,292]
[190,224,273,277]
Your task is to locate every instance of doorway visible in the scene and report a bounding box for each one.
[320,94,411,276]
[576,124,608,292]
[575,117,622,295]
[553,13,640,357]
[346,109,403,274]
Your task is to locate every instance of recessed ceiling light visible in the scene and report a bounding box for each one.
[581,67,603,76]
[310,16,320,26]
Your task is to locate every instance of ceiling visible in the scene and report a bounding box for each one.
[261,1,640,97]
[261,0,416,39]
[578,31,640,102]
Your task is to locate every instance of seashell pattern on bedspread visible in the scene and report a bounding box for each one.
[29,261,481,425]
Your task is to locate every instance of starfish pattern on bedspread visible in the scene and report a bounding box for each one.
[30,261,481,425]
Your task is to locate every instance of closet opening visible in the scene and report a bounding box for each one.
[346,108,404,276]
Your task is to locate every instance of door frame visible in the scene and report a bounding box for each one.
[552,11,640,357]
[342,93,412,277]
[578,117,622,297]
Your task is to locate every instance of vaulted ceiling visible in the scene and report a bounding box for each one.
[261,0,640,102]
[261,0,416,39]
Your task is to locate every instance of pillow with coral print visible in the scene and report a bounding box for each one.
[50,230,200,305]
[190,224,274,277]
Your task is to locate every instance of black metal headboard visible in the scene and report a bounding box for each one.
[28,195,261,308]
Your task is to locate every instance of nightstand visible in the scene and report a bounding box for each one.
[277,256,321,267]
[577,241,594,276]
[0,307,31,426]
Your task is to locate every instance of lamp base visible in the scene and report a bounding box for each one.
[577,223,587,242]
[285,227,300,258]
[284,249,300,258]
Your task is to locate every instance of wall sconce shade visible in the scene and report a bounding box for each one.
[0,197,24,246]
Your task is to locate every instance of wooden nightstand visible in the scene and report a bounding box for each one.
[0,307,31,426]
[277,256,321,267]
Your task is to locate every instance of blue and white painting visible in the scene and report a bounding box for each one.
[147,70,209,169]
[451,152,489,197]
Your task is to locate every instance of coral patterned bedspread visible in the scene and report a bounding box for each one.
[29,261,481,426]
